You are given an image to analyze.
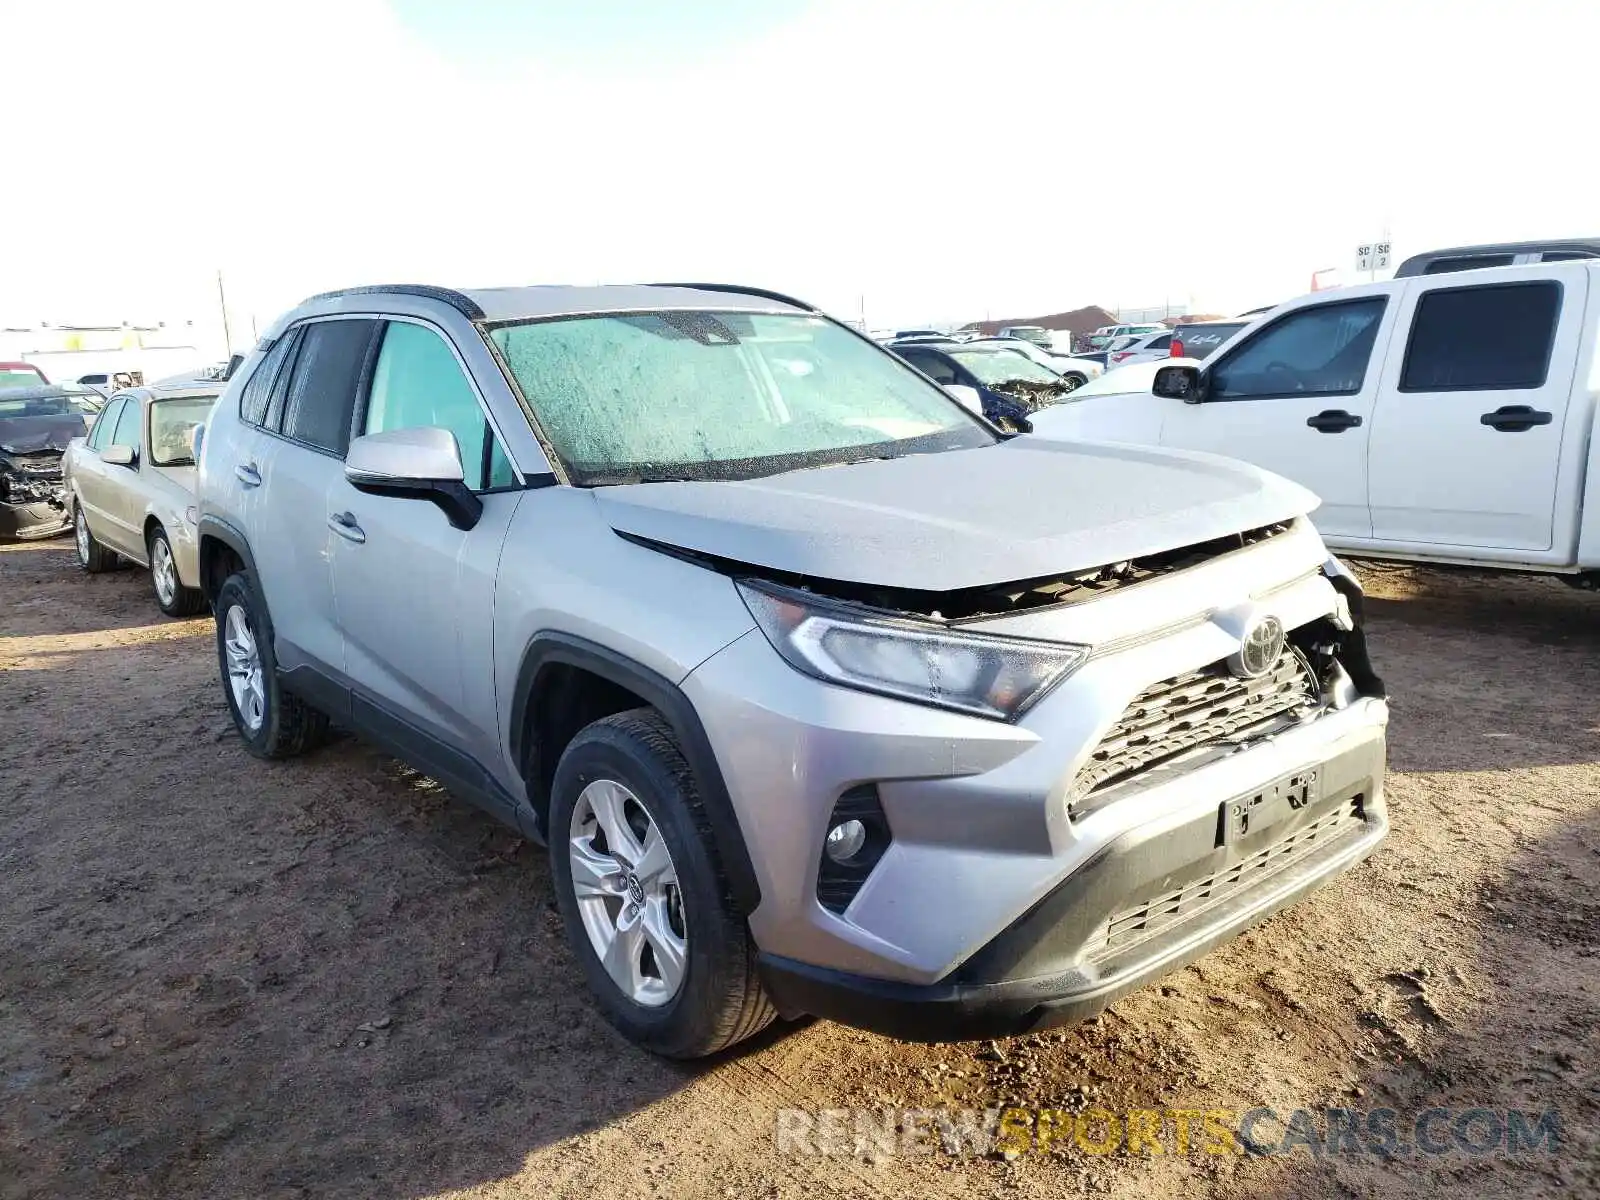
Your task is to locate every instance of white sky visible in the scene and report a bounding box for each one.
[4,0,1596,345]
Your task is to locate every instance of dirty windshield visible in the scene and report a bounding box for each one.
[948,347,1063,387]
[490,311,994,485]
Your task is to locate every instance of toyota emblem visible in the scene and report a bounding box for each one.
[1228,615,1285,679]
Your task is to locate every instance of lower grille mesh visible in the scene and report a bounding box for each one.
[1074,649,1320,801]
[1095,796,1365,958]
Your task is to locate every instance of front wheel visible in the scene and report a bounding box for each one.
[74,506,116,573]
[214,571,329,759]
[1060,372,1086,392]
[149,526,205,617]
[548,709,775,1058]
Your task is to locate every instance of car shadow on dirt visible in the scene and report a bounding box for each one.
[0,537,180,638]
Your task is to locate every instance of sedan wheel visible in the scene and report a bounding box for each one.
[74,510,90,564]
[152,536,177,606]
[568,777,688,1008]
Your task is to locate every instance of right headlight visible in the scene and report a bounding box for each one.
[737,578,1088,721]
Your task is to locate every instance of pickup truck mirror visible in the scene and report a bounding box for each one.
[944,384,984,416]
[1153,364,1205,404]
[345,426,482,531]
[102,444,135,467]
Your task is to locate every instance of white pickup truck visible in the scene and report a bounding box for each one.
[1033,260,1600,583]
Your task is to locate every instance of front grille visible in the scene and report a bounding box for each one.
[1093,795,1365,959]
[3,452,63,478]
[1073,648,1320,803]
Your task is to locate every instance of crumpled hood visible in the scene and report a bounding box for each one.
[0,414,87,456]
[595,437,1320,591]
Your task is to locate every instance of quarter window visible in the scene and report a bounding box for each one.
[1399,281,1561,393]
[238,335,296,427]
[362,321,514,491]
[279,319,380,454]
[1209,299,1386,400]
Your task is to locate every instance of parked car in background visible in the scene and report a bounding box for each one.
[1088,322,1166,349]
[997,325,1052,348]
[962,338,1101,389]
[1168,320,1250,361]
[1394,237,1600,278]
[0,386,91,539]
[1038,260,1600,582]
[196,281,1388,1058]
[63,383,218,615]
[1105,330,1174,370]
[76,371,143,397]
[0,362,50,389]
[1029,359,1191,410]
[889,340,1073,424]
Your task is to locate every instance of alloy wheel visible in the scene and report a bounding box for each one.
[152,537,176,605]
[223,604,266,732]
[74,511,90,564]
[568,778,688,1007]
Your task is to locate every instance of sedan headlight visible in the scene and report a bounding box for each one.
[737,579,1088,721]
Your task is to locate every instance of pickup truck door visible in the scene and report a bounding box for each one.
[1365,267,1587,553]
[1156,293,1397,541]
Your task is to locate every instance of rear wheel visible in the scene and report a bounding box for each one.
[149,526,205,617]
[214,571,329,758]
[549,709,776,1058]
[74,506,116,573]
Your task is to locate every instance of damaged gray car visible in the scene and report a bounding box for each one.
[198,283,1390,1059]
[0,386,97,540]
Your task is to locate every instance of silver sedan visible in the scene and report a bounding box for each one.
[62,384,220,616]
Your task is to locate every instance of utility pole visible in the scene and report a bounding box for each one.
[216,269,233,355]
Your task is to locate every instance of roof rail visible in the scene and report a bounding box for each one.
[302,284,485,320]
[649,282,817,312]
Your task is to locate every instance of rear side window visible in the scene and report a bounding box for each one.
[1147,334,1172,351]
[1399,282,1561,393]
[238,336,297,427]
[1210,298,1386,400]
[279,319,380,453]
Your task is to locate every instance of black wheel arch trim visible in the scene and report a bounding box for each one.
[510,632,762,915]
[196,514,260,603]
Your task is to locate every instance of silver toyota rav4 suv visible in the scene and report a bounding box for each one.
[196,282,1389,1058]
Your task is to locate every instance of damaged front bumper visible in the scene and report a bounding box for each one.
[0,457,70,539]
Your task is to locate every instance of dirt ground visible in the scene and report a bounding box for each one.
[2,539,1597,1199]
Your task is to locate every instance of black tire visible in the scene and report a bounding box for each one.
[548,708,776,1058]
[214,571,329,759]
[73,505,116,573]
[149,526,206,617]
[1061,372,1087,391]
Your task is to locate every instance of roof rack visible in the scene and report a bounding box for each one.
[302,284,485,320]
[649,282,817,312]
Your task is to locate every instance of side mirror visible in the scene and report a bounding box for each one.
[190,424,206,462]
[345,426,483,531]
[102,444,135,467]
[1153,364,1205,404]
[944,384,984,416]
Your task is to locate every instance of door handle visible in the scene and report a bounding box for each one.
[1305,409,1363,433]
[1480,405,1553,433]
[328,511,366,544]
[235,462,262,488]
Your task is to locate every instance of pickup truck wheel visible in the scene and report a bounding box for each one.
[74,506,116,573]
[214,571,329,759]
[1060,372,1086,391]
[149,526,206,617]
[549,708,776,1058]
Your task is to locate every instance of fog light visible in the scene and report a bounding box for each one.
[824,819,867,864]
